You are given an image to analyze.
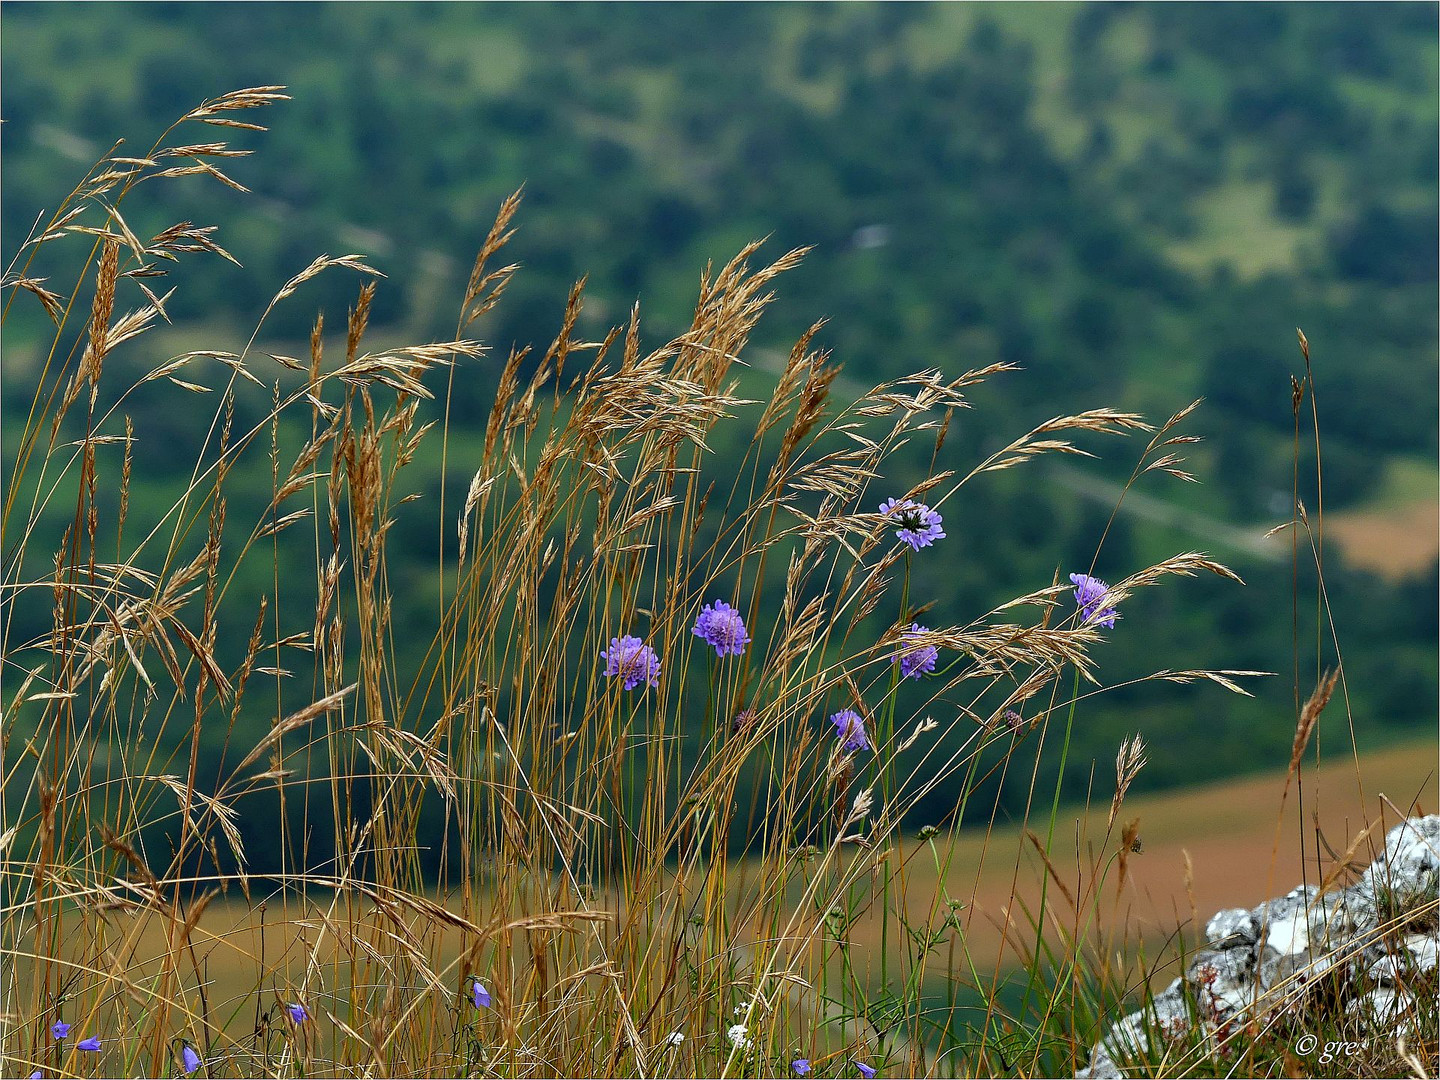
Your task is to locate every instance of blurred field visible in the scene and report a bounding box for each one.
[1328,500,1440,579]
[1321,456,1439,578]
[835,739,1437,977]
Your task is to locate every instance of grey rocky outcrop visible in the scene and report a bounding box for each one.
[1078,815,1440,1078]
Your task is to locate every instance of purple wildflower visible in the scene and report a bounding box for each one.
[1069,573,1118,629]
[793,1059,813,1076]
[879,497,945,551]
[831,709,869,752]
[855,1062,877,1079]
[180,1044,203,1075]
[50,1021,69,1040]
[77,1036,102,1052]
[470,978,492,1009]
[692,600,751,658]
[286,1002,309,1024]
[600,635,661,690]
[30,1072,43,1079]
[732,709,757,735]
[894,623,938,680]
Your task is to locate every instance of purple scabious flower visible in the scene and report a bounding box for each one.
[831,709,869,752]
[50,1021,69,1040]
[692,600,751,658]
[77,1036,102,1052]
[1069,573,1118,628]
[180,1044,202,1075]
[470,978,492,1009]
[855,1062,877,1079]
[793,1059,812,1076]
[879,498,945,551]
[600,635,661,690]
[286,1002,309,1024]
[894,623,938,680]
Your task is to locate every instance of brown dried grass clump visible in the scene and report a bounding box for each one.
[1,89,1275,1080]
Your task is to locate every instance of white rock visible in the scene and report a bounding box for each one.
[1403,931,1438,973]
[1265,911,1310,955]
[1360,817,1440,908]
[1205,907,1254,945]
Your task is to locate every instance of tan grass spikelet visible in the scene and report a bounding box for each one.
[1145,667,1270,695]
[153,774,246,868]
[1290,667,1340,776]
[755,321,827,435]
[367,722,460,803]
[464,186,524,324]
[97,823,164,898]
[1108,734,1148,830]
[5,274,67,324]
[345,281,375,364]
[157,142,248,160]
[774,358,843,474]
[973,408,1152,475]
[181,84,290,123]
[166,616,233,699]
[233,683,356,775]
[81,239,120,388]
[24,203,87,248]
[272,252,383,307]
[147,160,252,192]
[77,201,147,267]
[87,290,172,368]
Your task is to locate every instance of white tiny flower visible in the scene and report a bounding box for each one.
[662,1031,685,1047]
[726,1023,751,1049]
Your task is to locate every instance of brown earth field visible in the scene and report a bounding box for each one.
[1326,500,1439,579]
[823,737,1438,987]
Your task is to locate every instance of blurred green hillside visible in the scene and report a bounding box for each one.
[3,2,1436,859]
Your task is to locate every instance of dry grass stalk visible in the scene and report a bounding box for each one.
[0,88,1319,1080]
[1289,666,1340,776]
[1109,734,1148,831]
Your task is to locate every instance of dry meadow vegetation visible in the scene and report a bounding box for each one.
[2,88,1431,1079]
